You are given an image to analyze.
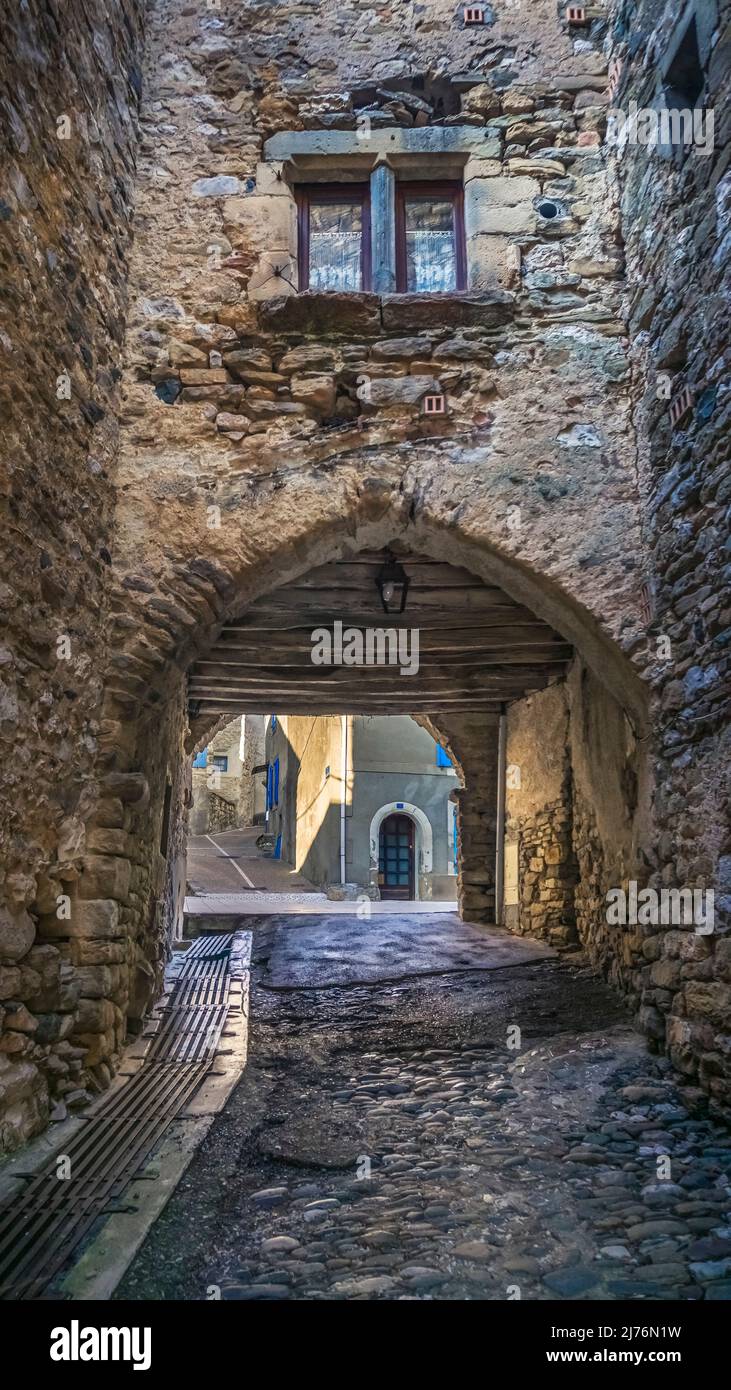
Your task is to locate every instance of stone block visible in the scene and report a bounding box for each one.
[263,126,501,161]
[259,292,381,336]
[370,337,433,361]
[215,304,259,335]
[650,958,682,990]
[71,895,121,939]
[86,828,134,857]
[684,982,731,1027]
[94,798,125,829]
[75,997,117,1033]
[223,194,296,250]
[68,938,126,966]
[245,399,307,420]
[0,967,21,1001]
[468,175,540,217]
[476,203,537,236]
[216,412,251,432]
[290,374,337,415]
[466,235,514,290]
[253,162,290,196]
[168,339,207,367]
[34,1013,75,1044]
[461,84,502,119]
[463,157,502,181]
[78,858,131,904]
[381,291,514,332]
[192,176,244,198]
[75,966,122,1000]
[365,375,440,409]
[278,344,337,374]
[3,1003,38,1033]
[0,1056,48,1152]
[506,157,566,177]
[73,1030,115,1066]
[101,773,149,807]
[179,368,230,386]
[223,348,272,373]
[57,816,85,862]
[0,907,35,963]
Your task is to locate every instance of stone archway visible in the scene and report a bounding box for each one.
[50,489,655,1103]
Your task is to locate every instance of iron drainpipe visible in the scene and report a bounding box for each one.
[495,704,507,926]
[340,714,348,886]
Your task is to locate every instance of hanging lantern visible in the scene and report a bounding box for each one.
[375,552,410,613]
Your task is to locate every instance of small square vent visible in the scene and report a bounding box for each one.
[566,5,587,23]
[607,57,622,99]
[423,394,446,415]
[669,386,694,428]
[463,6,485,25]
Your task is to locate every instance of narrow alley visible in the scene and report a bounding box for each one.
[1,0,728,1359]
[117,912,731,1303]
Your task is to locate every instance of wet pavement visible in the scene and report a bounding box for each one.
[117,914,731,1302]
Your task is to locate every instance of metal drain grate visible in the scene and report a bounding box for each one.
[0,932,238,1300]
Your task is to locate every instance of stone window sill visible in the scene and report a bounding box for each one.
[257,289,515,337]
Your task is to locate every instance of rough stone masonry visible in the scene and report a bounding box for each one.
[0,0,728,1152]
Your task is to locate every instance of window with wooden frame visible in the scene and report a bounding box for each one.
[296,184,371,291]
[395,182,466,293]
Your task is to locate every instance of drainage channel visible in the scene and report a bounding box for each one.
[0,932,245,1300]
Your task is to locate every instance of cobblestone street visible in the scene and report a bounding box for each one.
[117,916,731,1302]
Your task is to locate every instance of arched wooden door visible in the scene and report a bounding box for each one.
[378,813,415,900]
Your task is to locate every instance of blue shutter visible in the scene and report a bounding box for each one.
[273,757,280,806]
[266,764,273,810]
[193,750,208,768]
[436,744,452,768]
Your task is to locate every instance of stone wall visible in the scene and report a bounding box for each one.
[190,715,244,834]
[238,715,266,826]
[505,665,650,966]
[506,684,578,947]
[567,658,652,1000]
[101,0,648,962]
[2,0,729,1153]
[70,0,651,1125]
[0,0,144,1149]
[267,715,346,886]
[610,0,730,1113]
[420,712,499,923]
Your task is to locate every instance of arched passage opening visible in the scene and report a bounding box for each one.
[56,506,655,1100]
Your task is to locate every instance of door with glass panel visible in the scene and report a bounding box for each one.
[378,813,415,900]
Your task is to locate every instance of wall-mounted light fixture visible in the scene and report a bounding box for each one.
[375,551,410,613]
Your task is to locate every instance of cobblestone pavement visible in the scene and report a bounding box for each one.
[117,919,731,1302]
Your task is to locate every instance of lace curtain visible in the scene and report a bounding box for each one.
[404,198,457,293]
[308,200,363,291]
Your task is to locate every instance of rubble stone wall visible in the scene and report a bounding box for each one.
[102,0,648,987]
[505,684,578,947]
[2,0,729,1152]
[610,0,730,1112]
[0,0,144,1149]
